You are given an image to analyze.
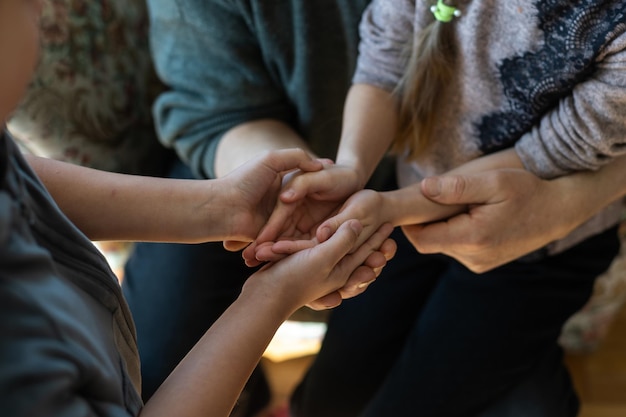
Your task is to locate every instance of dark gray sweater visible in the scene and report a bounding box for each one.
[147,0,371,179]
[0,131,142,416]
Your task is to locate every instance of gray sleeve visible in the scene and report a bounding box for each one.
[147,0,293,179]
[515,31,626,178]
[0,220,131,416]
[352,0,416,91]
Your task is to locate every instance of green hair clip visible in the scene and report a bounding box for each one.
[430,0,462,22]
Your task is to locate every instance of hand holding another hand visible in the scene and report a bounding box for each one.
[219,148,323,251]
[245,220,396,311]
[402,169,580,273]
[242,163,362,266]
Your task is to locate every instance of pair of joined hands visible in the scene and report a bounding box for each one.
[220,147,586,287]
[233,157,379,265]
[219,149,397,310]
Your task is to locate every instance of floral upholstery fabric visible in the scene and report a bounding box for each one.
[8,0,170,175]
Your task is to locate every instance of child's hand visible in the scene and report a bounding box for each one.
[307,223,396,310]
[242,164,362,266]
[256,189,392,262]
[243,220,396,312]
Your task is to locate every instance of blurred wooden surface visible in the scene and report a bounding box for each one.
[568,302,626,417]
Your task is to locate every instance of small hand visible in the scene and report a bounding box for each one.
[252,189,390,264]
[307,223,397,310]
[242,164,361,266]
[244,221,396,311]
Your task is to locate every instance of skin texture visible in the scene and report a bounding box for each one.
[0,3,397,416]
[248,82,625,278]
[403,161,626,272]
[246,84,526,264]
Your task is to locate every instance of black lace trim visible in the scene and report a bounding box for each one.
[476,0,626,153]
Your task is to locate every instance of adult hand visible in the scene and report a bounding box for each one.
[402,169,582,273]
[220,148,322,250]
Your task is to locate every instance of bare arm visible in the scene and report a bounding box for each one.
[336,83,399,188]
[140,220,393,417]
[215,119,314,177]
[297,148,524,253]
[281,81,524,226]
[25,149,322,243]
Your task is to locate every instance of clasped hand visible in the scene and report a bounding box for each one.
[228,158,395,308]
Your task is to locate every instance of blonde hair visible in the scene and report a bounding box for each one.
[391,1,458,161]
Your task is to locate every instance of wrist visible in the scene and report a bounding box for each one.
[240,274,301,320]
[334,156,369,189]
[191,178,236,242]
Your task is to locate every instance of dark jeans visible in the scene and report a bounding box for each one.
[290,225,620,417]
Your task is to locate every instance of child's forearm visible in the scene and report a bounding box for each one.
[448,148,525,175]
[141,288,292,417]
[381,148,526,226]
[26,155,228,242]
[381,185,464,227]
[336,84,398,187]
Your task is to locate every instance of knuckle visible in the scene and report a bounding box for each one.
[445,176,468,199]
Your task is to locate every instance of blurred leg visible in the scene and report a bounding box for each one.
[291,227,619,417]
[360,227,619,417]
[476,347,579,417]
[290,230,448,417]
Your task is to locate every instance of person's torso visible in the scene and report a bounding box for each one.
[0,131,142,416]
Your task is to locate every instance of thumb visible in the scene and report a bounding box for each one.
[313,220,363,266]
[421,174,494,205]
[262,148,323,174]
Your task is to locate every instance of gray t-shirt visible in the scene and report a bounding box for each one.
[0,131,142,416]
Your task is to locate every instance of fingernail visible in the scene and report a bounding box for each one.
[422,177,441,197]
[357,279,376,289]
[319,226,332,241]
[349,221,363,234]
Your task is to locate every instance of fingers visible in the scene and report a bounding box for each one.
[401,222,447,255]
[379,237,398,262]
[280,169,333,202]
[335,235,397,300]
[401,215,471,255]
[337,266,377,299]
[316,216,342,243]
[421,173,496,205]
[255,238,317,262]
[329,222,394,291]
[254,200,297,245]
[261,148,323,174]
[307,292,342,311]
[223,240,249,252]
[280,165,357,203]
[311,219,363,267]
